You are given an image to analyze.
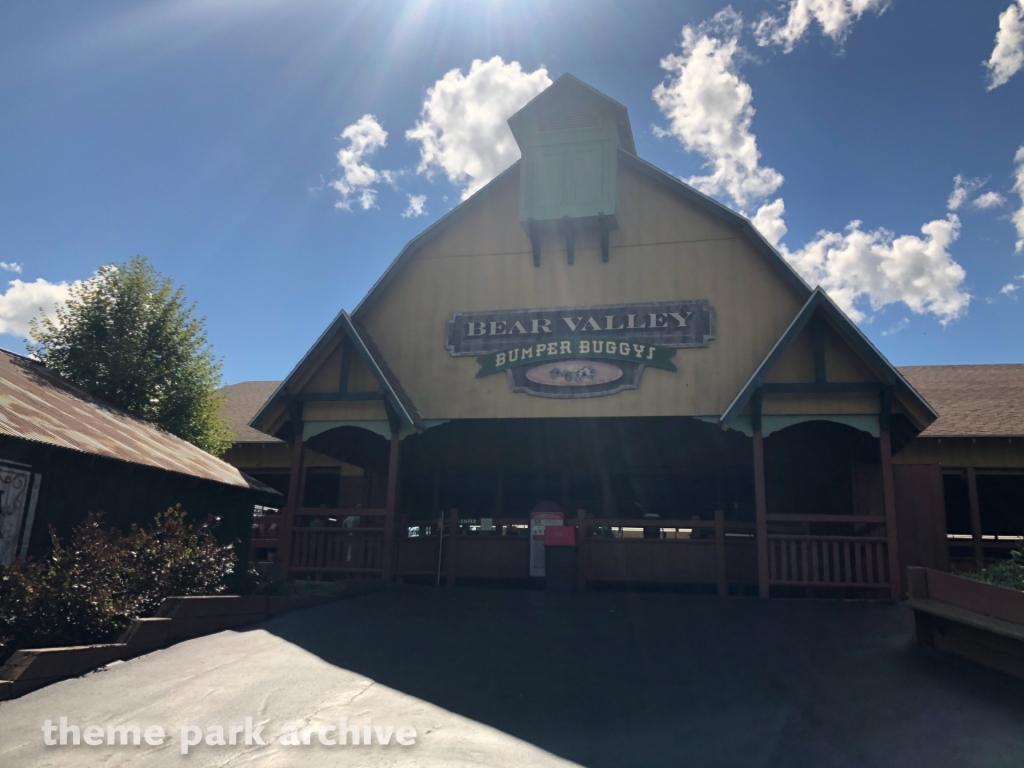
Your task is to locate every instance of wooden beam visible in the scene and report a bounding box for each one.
[966,467,984,569]
[293,392,383,402]
[879,426,902,600]
[280,435,305,578]
[811,318,827,384]
[715,509,727,597]
[446,508,458,587]
[760,382,882,395]
[382,431,400,582]
[576,509,588,592]
[598,213,610,263]
[753,428,769,599]
[528,217,541,267]
[339,342,352,394]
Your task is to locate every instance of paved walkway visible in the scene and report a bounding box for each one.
[1,587,1023,767]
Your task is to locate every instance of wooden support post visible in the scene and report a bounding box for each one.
[446,508,459,587]
[495,468,504,518]
[715,509,727,597]
[280,434,305,578]
[576,509,588,592]
[600,465,614,518]
[382,431,400,582]
[966,467,984,569]
[753,429,769,599]
[879,426,902,600]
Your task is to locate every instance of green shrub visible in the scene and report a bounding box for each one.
[0,508,235,666]
[965,547,1024,591]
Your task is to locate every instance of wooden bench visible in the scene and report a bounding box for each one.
[906,566,1024,681]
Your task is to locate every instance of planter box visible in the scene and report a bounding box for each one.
[907,566,1024,680]
[0,593,342,701]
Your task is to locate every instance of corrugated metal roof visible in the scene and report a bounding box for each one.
[0,349,272,491]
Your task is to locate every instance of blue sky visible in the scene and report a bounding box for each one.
[1,0,1023,384]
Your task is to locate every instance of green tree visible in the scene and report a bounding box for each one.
[28,256,232,456]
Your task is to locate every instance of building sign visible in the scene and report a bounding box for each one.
[446,300,715,398]
[0,463,33,566]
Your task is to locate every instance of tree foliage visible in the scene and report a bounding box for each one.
[28,256,232,455]
[967,547,1024,592]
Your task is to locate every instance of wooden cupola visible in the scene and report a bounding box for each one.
[507,74,636,265]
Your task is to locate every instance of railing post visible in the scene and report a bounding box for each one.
[715,509,727,597]
[576,509,588,592]
[279,433,304,578]
[753,428,769,598]
[879,426,902,600]
[966,467,984,570]
[382,431,401,582]
[446,508,459,587]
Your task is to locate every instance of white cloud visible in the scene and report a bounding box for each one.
[1013,145,1024,252]
[406,57,551,201]
[973,190,1007,209]
[653,8,783,209]
[401,194,427,218]
[985,1,1024,90]
[752,198,969,324]
[754,0,889,53]
[331,115,389,211]
[947,174,986,211]
[881,317,910,336]
[1000,282,1019,295]
[0,262,22,274]
[751,197,788,247]
[0,278,76,338]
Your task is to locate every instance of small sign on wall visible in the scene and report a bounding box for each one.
[529,510,564,577]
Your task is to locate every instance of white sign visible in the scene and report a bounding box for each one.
[529,511,563,577]
[0,463,33,565]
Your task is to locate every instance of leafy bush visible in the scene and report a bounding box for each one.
[966,547,1024,591]
[0,508,236,666]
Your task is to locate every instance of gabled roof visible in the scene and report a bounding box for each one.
[719,288,939,428]
[507,73,637,154]
[249,310,422,434]
[898,364,1024,438]
[219,381,284,444]
[0,349,274,492]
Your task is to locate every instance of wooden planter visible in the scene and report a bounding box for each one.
[906,566,1024,680]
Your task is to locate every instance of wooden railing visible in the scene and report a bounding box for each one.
[578,512,758,593]
[394,510,759,592]
[250,508,387,577]
[765,514,890,590]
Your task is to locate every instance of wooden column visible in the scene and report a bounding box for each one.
[600,465,614,518]
[879,426,902,600]
[446,508,459,587]
[753,428,769,598]
[576,509,588,592]
[382,431,400,582]
[280,434,305,577]
[715,509,727,597]
[495,468,504,517]
[966,467,984,569]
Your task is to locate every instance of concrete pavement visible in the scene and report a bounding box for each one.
[1,587,1023,767]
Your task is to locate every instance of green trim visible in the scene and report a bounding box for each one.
[304,419,449,442]
[702,414,881,438]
